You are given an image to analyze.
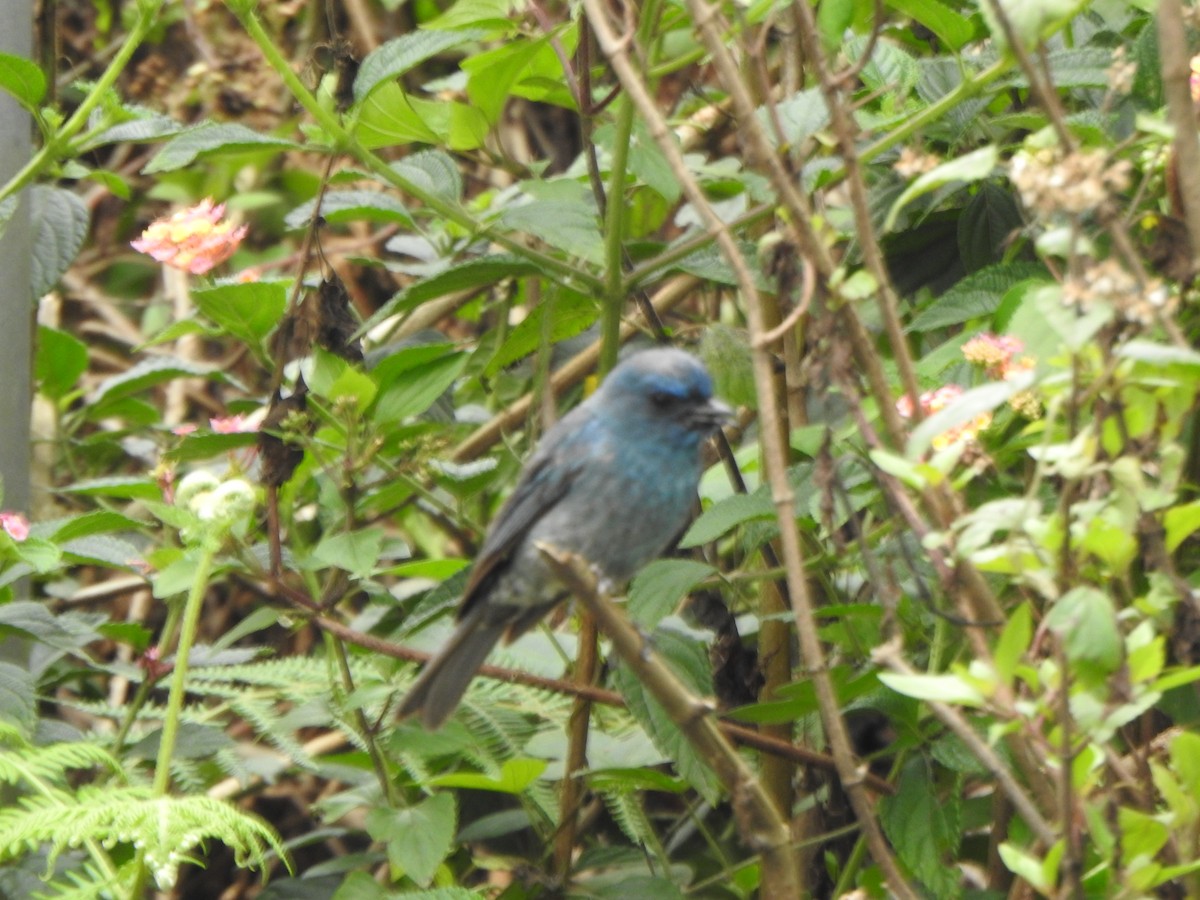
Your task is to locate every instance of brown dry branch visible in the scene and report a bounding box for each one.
[537,544,800,894]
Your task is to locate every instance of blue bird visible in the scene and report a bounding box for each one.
[398,347,732,728]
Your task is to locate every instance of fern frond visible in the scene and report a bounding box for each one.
[0,739,122,790]
[0,786,288,890]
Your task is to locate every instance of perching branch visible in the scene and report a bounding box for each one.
[537,544,801,895]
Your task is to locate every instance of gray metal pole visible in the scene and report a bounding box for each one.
[0,0,33,518]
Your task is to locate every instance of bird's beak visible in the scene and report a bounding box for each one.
[691,398,735,430]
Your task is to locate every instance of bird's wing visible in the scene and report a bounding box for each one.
[457,415,597,618]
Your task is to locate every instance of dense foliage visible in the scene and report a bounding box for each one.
[2,0,1200,896]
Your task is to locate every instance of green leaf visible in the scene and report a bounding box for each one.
[680,493,774,547]
[366,793,456,887]
[143,123,297,174]
[30,185,90,298]
[907,263,1045,332]
[854,37,920,98]
[957,182,1022,273]
[0,601,100,656]
[998,842,1055,894]
[356,86,488,151]
[880,760,961,897]
[0,661,36,736]
[284,190,412,230]
[391,150,464,203]
[628,560,716,628]
[485,291,597,374]
[993,602,1031,688]
[353,30,488,103]
[430,758,547,793]
[0,52,45,110]
[165,432,259,463]
[35,326,88,400]
[48,510,145,543]
[885,145,999,232]
[886,0,974,50]
[56,476,161,500]
[191,281,287,349]
[878,672,985,706]
[759,87,828,149]
[499,199,605,265]
[312,528,385,580]
[817,0,855,51]
[89,356,233,413]
[1045,587,1122,677]
[358,255,539,336]
[613,629,722,803]
[423,0,521,31]
[373,350,467,422]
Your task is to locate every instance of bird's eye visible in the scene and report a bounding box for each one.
[649,390,676,407]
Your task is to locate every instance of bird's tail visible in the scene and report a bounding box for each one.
[397,609,507,729]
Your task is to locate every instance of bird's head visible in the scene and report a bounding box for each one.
[595,347,733,442]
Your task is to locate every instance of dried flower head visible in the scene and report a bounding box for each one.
[1107,46,1136,95]
[131,199,248,275]
[1009,148,1131,218]
[894,147,941,178]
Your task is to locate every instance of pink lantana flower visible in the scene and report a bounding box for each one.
[210,413,259,434]
[0,512,30,542]
[896,384,992,451]
[131,199,248,275]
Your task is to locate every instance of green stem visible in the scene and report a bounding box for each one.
[0,0,167,205]
[151,544,216,795]
[230,3,603,294]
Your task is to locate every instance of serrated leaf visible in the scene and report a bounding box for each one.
[907,263,1045,332]
[143,123,297,174]
[61,535,143,569]
[0,601,100,655]
[885,145,999,232]
[0,52,45,109]
[367,793,456,887]
[88,356,231,411]
[48,510,145,543]
[485,291,597,374]
[285,190,412,230]
[30,186,89,298]
[391,150,464,203]
[498,200,604,265]
[957,182,1022,273]
[35,326,88,400]
[680,493,774,547]
[761,87,828,148]
[855,37,920,98]
[0,661,36,736]
[880,760,961,897]
[353,29,488,102]
[191,281,287,349]
[57,476,162,500]
[84,113,184,148]
[628,560,716,628]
